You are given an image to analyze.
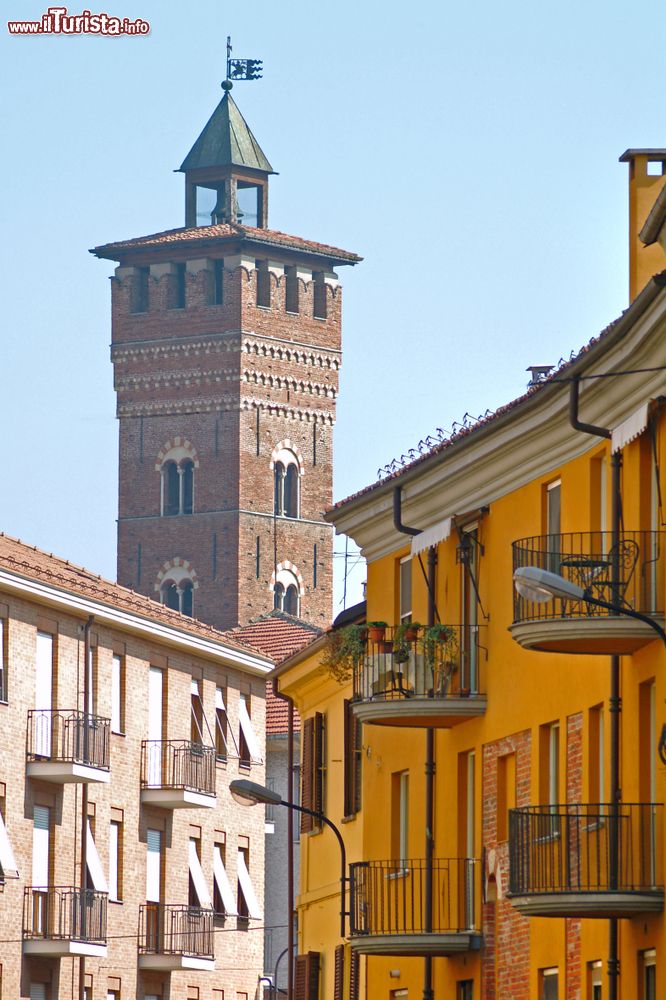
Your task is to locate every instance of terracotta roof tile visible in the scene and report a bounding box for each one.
[0,532,268,661]
[232,612,323,735]
[92,223,361,264]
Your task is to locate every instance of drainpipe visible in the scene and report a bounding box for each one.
[393,487,435,1000]
[79,615,94,1000]
[569,377,621,1000]
[273,679,296,1000]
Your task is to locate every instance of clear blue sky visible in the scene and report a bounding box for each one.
[1,0,664,612]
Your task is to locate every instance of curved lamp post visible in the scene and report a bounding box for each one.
[513,566,666,646]
[230,778,348,939]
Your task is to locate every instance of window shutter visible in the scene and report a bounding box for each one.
[294,952,320,1000]
[334,944,344,1000]
[300,717,314,834]
[343,700,352,817]
[314,712,325,821]
[349,948,360,1000]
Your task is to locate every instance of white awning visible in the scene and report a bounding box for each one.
[0,809,19,879]
[87,821,109,893]
[611,402,649,454]
[213,845,237,915]
[188,839,212,908]
[215,688,226,711]
[238,697,262,763]
[237,849,262,920]
[411,517,452,557]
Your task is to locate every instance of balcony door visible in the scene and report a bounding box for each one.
[32,805,51,935]
[34,632,53,758]
[147,667,164,784]
[460,528,479,693]
[145,828,164,951]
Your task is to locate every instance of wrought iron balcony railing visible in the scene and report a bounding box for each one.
[349,858,479,937]
[26,710,110,770]
[353,625,484,704]
[512,531,665,624]
[138,904,214,959]
[23,886,107,944]
[508,803,663,898]
[140,740,216,796]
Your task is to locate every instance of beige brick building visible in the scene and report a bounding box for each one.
[0,533,273,1000]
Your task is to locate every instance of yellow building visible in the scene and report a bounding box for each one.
[274,151,666,1000]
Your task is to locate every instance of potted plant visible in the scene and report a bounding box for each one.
[393,621,421,663]
[366,621,388,643]
[320,623,367,684]
[424,624,459,695]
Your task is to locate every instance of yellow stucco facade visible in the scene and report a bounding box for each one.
[275,162,666,1000]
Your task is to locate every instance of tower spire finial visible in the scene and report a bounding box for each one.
[223,35,263,91]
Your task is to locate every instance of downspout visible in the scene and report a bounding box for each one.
[394,487,435,1000]
[273,679,296,1000]
[569,377,621,1000]
[79,615,94,1000]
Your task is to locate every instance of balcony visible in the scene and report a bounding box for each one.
[140,740,216,809]
[351,625,486,728]
[23,886,108,957]
[26,710,110,783]
[511,531,666,654]
[349,858,481,956]
[138,904,215,971]
[508,803,664,918]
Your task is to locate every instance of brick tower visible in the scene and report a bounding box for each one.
[92,85,360,630]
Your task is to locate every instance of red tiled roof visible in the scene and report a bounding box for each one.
[232,612,323,734]
[91,222,361,264]
[0,532,269,661]
[330,275,666,513]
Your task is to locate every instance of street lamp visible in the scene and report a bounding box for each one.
[230,778,348,939]
[513,566,666,645]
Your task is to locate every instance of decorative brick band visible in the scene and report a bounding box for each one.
[269,561,305,596]
[154,557,200,592]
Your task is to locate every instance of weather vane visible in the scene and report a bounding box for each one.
[223,36,263,90]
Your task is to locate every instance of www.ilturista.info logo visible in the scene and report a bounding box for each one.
[7,6,150,35]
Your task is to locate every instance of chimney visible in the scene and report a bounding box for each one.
[619,149,666,302]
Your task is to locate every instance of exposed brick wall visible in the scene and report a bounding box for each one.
[482,730,531,1000]
[566,712,583,1000]
[0,591,267,999]
[113,259,342,630]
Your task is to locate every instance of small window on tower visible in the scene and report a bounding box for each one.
[285,266,299,314]
[313,272,327,319]
[131,266,150,314]
[171,263,186,309]
[256,261,270,308]
[213,260,224,305]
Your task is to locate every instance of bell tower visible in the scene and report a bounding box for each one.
[92,81,361,630]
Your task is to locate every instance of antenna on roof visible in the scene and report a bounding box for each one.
[223,35,263,92]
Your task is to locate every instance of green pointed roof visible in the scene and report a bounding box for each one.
[179,91,274,174]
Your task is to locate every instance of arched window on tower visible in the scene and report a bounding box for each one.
[162,581,180,611]
[160,455,195,516]
[273,450,300,518]
[160,578,195,617]
[272,567,301,617]
[181,580,194,617]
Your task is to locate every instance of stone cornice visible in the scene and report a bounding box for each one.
[329,286,666,561]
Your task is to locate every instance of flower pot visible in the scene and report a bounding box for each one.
[404,626,420,642]
[378,640,393,654]
[368,625,386,643]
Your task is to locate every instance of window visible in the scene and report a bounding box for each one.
[458,982,474,1000]
[213,259,224,305]
[32,805,50,934]
[188,836,212,909]
[256,260,270,307]
[34,631,53,758]
[273,565,301,617]
[168,262,186,309]
[109,814,123,901]
[0,617,6,702]
[497,752,516,842]
[641,949,656,1000]
[399,557,412,623]
[111,654,124,734]
[313,271,327,319]
[546,479,561,572]
[131,266,149,313]
[285,266,299,313]
[540,722,560,813]
[237,845,261,928]
[213,841,237,921]
[215,687,228,761]
[343,700,362,818]
[86,819,109,893]
[588,705,604,802]
[539,968,558,1000]
[161,459,194,516]
[238,693,261,767]
[160,577,194,617]
[274,453,300,518]
[0,791,19,881]
[587,960,602,1000]
[391,771,409,866]
[146,828,163,903]
[191,680,204,745]
[460,527,480,692]
[294,952,321,999]
[301,713,325,833]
